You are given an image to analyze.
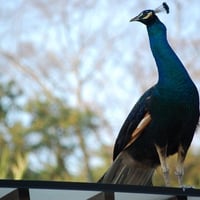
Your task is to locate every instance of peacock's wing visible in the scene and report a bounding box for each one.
[113,86,154,160]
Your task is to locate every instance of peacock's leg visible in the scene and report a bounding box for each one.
[155,144,170,186]
[175,144,186,187]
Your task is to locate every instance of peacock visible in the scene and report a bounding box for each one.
[99,2,199,186]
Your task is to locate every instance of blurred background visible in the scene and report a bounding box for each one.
[0,0,200,186]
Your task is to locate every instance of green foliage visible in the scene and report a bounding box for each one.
[24,98,104,180]
[0,81,27,179]
[0,80,111,181]
[0,146,10,178]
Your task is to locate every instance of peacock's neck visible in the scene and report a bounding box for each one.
[147,20,192,89]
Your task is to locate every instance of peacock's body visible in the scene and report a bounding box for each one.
[111,3,199,186]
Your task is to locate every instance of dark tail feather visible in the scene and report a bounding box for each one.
[98,151,155,186]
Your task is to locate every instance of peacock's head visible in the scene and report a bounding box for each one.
[130,2,169,25]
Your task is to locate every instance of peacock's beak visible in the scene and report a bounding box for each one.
[129,15,140,22]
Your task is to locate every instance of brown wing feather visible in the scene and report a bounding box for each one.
[124,112,151,150]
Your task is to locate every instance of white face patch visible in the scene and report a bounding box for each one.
[142,11,153,20]
[137,12,144,18]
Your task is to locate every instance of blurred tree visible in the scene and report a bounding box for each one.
[0,0,116,173]
[0,80,28,179]
[25,98,111,181]
[0,80,111,181]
